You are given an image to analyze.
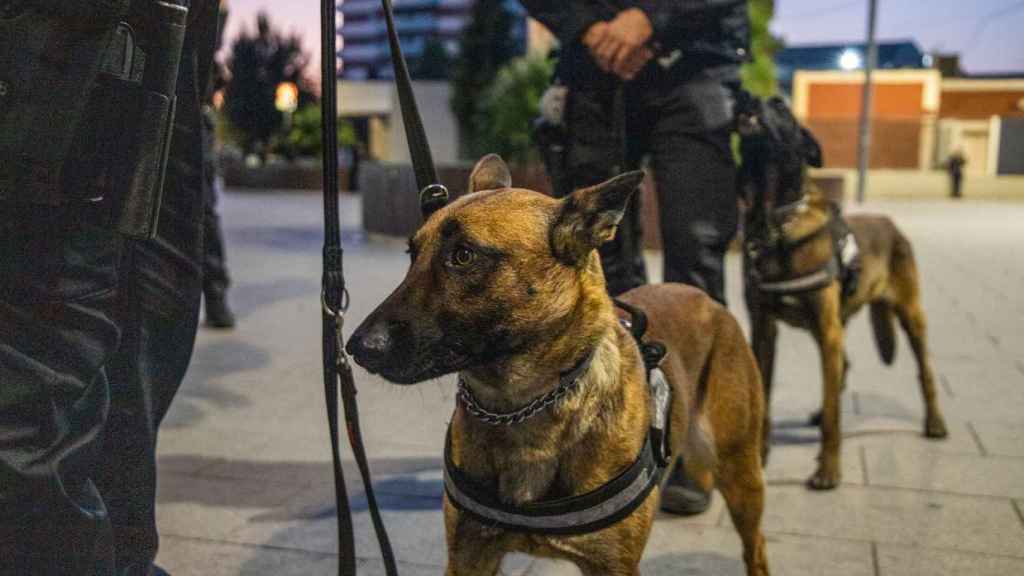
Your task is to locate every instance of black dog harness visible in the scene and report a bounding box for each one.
[444,302,673,536]
[747,200,861,298]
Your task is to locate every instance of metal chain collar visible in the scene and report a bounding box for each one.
[456,352,595,427]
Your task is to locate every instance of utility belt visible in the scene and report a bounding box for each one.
[0,1,188,238]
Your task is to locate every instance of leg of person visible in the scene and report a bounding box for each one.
[202,171,234,329]
[95,228,203,576]
[93,47,208,574]
[0,204,123,575]
[565,87,648,296]
[648,81,739,305]
[646,78,738,515]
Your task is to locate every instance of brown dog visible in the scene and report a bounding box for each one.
[736,95,949,490]
[347,155,770,575]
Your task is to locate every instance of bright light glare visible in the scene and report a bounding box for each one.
[839,49,863,70]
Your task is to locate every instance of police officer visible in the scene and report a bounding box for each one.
[1,1,221,573]
[521,0,750,515]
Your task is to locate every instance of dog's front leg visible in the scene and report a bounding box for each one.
[443,502,504,576]
[750,309,777,465]
[809,285,844,490]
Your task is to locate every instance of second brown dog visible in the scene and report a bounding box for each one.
[736,95,949,490]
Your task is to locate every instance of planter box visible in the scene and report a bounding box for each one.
[360,161,846,250]
[222,157,351,191]
[359,161,550,237]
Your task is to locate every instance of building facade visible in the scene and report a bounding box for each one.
[338,0,526,80]
[792,69,1024,175]
[776,40,929,94]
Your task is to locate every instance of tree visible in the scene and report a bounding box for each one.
[477,55,555,164]
[280,105,358,159]
[413,37,452,81]
[224,12,314,158]
[741,0,783,97]
[451,0,521,159]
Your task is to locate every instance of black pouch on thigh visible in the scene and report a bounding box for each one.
[63,6,188,239]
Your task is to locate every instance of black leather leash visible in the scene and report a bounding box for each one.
[319,0,451,573]
[319,1,399,575]
[380,0,449,218]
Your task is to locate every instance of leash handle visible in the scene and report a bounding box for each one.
[380,0,448,219]
[321,1,398,575]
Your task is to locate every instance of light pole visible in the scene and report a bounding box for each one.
[856,0,879,204]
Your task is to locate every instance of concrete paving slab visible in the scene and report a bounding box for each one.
[864,445,1024,499]
[224,484,447,566]
[760,484,1024,557]
[840,417,981,457]
[526,526,874,576]
[156,472,308,543]
[157,536,336,576]
[876,543,1024,576]
[763,442,866,486]
[970,421,1024,458]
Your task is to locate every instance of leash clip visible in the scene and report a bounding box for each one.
[321,288,352,368]
[420,183,449,219]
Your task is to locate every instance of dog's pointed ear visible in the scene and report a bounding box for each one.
[469,154,512,192]
[801,126,824,168]
[551,171,645,265]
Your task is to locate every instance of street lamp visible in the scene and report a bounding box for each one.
[275,81,299,133]
[839,49,863,71]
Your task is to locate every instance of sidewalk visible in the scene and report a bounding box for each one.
[155,191,1024,575]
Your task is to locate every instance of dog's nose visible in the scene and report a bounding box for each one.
[347,322,393,369]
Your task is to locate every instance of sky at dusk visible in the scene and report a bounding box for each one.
[223,0,1024,77]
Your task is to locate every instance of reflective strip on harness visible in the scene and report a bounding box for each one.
[444,430,663,536]
[757,259,839,294]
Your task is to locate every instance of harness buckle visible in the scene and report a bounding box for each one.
[648,366,672,468]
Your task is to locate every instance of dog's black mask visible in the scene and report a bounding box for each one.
[735,94,823,216]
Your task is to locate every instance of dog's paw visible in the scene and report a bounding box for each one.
[807,465,840,490]
[925,414,949,439]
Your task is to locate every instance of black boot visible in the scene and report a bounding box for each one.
[203,291,235,329]
[660,458,712,516]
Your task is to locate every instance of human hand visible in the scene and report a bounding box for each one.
[584,9,655,81]
[583,21,616,71]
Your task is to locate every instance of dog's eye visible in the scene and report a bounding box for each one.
[450,245,476,268]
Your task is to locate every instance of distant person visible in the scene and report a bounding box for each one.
[946,150,967,199]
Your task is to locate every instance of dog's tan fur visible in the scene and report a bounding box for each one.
[351,156,769,575]
[747,183,949,489]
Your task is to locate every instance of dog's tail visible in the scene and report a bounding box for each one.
[870,301,897,365]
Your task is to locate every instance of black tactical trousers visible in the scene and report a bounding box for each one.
[202,172,230,298]
[0,198,202,576]
[0,206,122,575]
[563,75,739,302]
[201,112,230,299]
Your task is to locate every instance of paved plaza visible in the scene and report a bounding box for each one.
[155,190,1024,575]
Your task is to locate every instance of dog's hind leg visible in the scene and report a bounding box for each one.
[890,235,948,439]
[893,297,948,439]
[717,449,770,576]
